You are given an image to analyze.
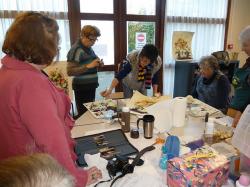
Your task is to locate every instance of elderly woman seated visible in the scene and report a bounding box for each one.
[192,55,231,112]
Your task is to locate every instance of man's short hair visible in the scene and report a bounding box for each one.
[140,44,159,64]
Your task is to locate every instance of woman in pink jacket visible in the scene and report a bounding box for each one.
[0,12,101,187]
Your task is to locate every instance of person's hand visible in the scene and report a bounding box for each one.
[232,111,242,128]
[99,59,104,67]
[100,88,112,98]
[153,92,161,98]
[86,166,102,186]
[86,59,101,69]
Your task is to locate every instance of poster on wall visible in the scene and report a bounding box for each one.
[172,31,194,60]
[135,32,146,50]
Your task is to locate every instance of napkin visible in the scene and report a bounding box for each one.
[146,97,187,133]
[84,153,109,180]
[146,99,174,133]
[85,154,166,187]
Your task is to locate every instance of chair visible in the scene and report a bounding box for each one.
[211,51,230,62]
[44,61,75,117]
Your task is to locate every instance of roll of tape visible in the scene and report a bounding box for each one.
[130,128,139,139]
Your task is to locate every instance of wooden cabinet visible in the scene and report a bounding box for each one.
[173,61,198,97]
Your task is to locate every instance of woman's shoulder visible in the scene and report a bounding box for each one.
[67,40,87,55]
[17,70,54,91]
[127,50,139,63]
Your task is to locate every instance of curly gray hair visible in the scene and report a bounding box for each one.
[0,153,75,187]
[239,26,250,44]
[199,55,219,71]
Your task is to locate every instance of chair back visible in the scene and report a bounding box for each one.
[211,51,230,62]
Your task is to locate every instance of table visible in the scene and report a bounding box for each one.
[71,104,234,187]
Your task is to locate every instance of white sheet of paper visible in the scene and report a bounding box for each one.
[214,116,233,127]
[232,105,250,158]
[146,99,174,133]
[127,91,171,108]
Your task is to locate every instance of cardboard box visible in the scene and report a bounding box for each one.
[167,146,230,187]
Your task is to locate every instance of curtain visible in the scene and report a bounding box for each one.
[163,0,229,96]
[0,0,70,61]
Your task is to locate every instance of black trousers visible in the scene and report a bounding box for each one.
[74,87,96,119]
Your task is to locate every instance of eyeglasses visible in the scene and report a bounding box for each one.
[88,37,98,43]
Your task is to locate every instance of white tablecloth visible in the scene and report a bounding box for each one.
[72,110,234,187]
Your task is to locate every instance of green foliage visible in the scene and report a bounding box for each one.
[127,22,155,52]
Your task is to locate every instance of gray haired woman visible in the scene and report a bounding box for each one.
[192,55,231,112]
[231,27,250,178]
[229,25,250,127]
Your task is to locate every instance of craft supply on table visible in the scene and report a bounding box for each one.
[172,97,187,127]
[167,146,230,187]
[84,99,117,119]
[121,107,130,133]
[130,128,139,139]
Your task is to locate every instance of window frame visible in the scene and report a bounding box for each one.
[67,0,166,91]
[165,0,231,50]
[0,0,231,93]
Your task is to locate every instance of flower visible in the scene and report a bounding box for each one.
[48,68,68,94]
[174,38,192,59]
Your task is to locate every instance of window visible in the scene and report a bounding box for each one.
[0,0,70,61]
[1,0,166,93]
[57,20,70,61]
[126,0,156,15]
[127,21,155,53]
[0,19,13,55]
[80,0,113,13]
[165,0,228,60]
[68,0,164,93]
[0,0,67,11]
[81,20,114,65]
[163,0,229,96]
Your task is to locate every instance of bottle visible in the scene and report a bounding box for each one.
[159,153,168,170]
[103,110,114,123]
[121,107,130,133]
[103,110,114,120]
[205,113,209,124]
[204,117,215,144]
[205,118,215,135]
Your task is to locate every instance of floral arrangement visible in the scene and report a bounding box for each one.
[174,38,192,59]
[48,68,68,94]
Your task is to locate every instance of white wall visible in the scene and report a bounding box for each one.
[227,0,250,66]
